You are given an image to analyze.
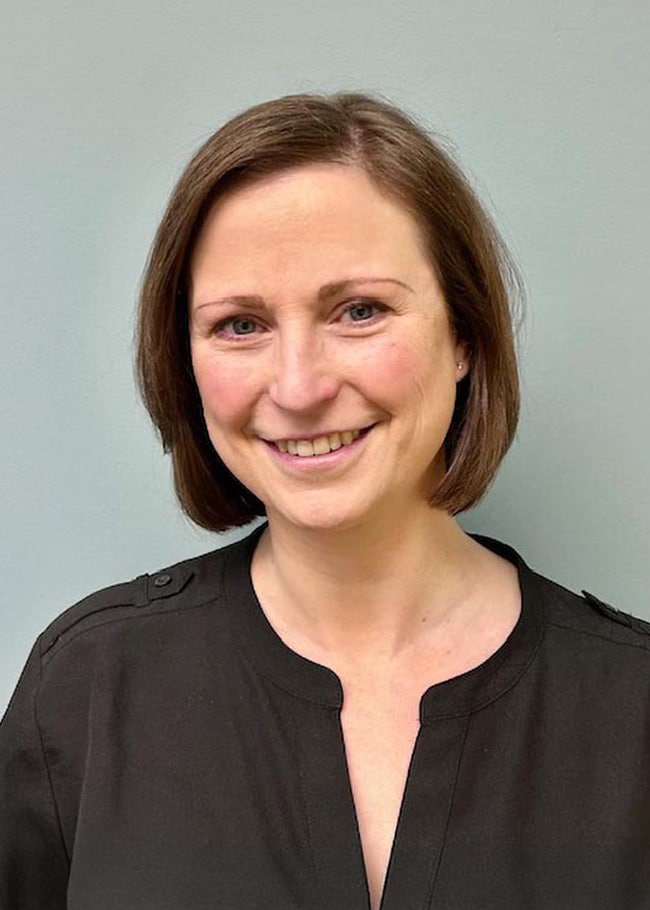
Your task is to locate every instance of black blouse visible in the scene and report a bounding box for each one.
[1,525,649,909]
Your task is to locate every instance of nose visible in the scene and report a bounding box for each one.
[268,331,340,413]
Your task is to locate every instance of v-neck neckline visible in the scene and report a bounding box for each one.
[221,522,544,720]
[220,523,545,909]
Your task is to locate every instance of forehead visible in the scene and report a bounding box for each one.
[189,163,433,292]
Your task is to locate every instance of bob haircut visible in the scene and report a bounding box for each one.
[136,91,522,531]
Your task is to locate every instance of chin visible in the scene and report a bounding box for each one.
[276,510,362,535]
[266,496,374,535]
[265,483,405,535]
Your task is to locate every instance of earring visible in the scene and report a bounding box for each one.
[456,362,464,370]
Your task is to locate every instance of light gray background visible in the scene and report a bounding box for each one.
[2,0,649,711]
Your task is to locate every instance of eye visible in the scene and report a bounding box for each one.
[341,300,387,323]
[213,316,261,337]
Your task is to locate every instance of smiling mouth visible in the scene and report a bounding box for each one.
[267,426,374,457]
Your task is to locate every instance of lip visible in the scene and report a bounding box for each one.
[261,424,375,470]
[261,424,375,445]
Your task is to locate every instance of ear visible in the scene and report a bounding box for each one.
[453,341,470,382]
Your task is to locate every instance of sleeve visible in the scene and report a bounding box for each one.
[0,640,69,909]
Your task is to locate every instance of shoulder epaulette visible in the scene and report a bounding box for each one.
[41,564,194,655]
[581,590,650,636]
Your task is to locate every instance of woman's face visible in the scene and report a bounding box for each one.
[189,163,467,532]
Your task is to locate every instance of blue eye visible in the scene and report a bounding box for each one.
[230,317,258,335]
[345,301,383,322]
[215,316,260,337]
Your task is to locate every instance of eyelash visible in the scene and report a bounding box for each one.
[211,299,388,339]
[342,300,387,323]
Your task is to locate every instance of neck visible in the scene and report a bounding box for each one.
[251,505,487,666]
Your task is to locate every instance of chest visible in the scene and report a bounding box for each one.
[61,645,650,910]
[339,687,423,910]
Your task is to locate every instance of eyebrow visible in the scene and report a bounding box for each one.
[193,277,413,311]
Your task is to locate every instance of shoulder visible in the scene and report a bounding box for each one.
[472,532,650,653]
[37,530,256,662]
[0,529,261,743]
[535,574,650,651]
[476,533,650,710]
[577,589,650,638]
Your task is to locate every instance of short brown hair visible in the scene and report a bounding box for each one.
[136,91,522,531]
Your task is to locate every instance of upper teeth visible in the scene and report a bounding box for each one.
[275,429,362,457]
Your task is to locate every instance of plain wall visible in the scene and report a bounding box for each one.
[2,0,649,711]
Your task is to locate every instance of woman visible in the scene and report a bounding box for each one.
[1,92,649,910]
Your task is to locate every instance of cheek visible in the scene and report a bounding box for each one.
[371,336,452,403]
[374,348,413,401]
[191,350,258,427]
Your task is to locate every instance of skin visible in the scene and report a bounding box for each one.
[189,165,467,530]
[188,162,521,910]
